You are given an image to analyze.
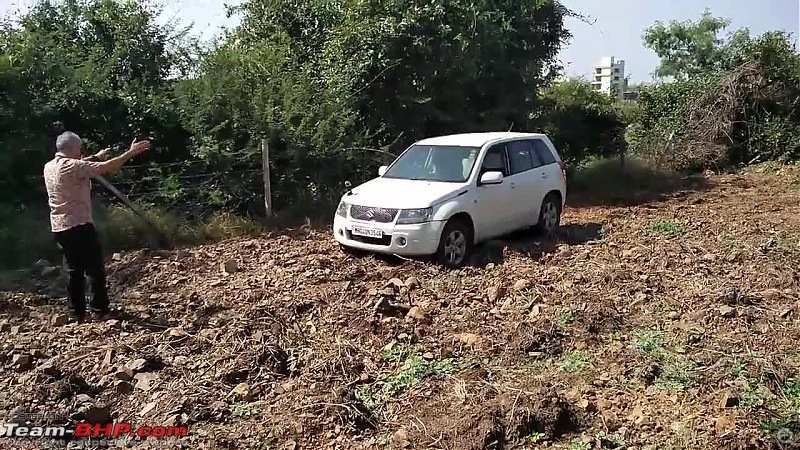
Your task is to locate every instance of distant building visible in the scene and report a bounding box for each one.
[590,56,627,99]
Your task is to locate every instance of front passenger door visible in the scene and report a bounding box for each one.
[473,144,515,241]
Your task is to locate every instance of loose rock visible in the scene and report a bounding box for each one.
[487,285,506,302]
[133,372,159,391]
[512,279,531,292]
[51,314,69,326]
[222,259,239,274]
[228,382,252,401]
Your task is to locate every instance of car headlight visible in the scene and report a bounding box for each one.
[396,207,433,224]
[336,201,348,217]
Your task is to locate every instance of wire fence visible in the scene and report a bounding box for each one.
[7,148,379,221]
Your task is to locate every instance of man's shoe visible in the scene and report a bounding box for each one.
[89,307,116,321]
[69,312,89,324]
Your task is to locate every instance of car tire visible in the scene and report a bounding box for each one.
[436,217,474,269]
[535,193,562,236]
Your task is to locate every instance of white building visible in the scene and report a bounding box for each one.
[590,56,626,98]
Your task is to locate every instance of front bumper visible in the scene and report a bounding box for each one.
[333,215,445,256]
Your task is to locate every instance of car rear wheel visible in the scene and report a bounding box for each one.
[535,193,562,236]
[436,218,474,269]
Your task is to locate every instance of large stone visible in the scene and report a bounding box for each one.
[126,358,148,372]
[11,354,32,371]
[51,314,70,327]
[221,259,239,274]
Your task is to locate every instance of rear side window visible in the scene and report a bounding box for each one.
[507,140,534,174]
[530,139,557,165]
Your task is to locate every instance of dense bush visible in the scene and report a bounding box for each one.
[631,14,800,170]
[534,79,627,165]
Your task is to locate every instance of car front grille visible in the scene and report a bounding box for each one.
[350,205,398,223]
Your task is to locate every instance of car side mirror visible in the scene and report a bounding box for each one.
[378,166,388,176]
[480,171,504,185]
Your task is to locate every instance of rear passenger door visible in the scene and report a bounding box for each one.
[505,140,543,229]
[528,138,562,191]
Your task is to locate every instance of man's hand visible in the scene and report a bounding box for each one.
[91,138,151,176]
[129,138,151,156]
[95,148,112,160]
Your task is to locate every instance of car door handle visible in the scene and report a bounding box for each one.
[510,182,516,189]
[541,172,548,178]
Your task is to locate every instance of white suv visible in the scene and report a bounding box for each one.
[333,132,567,268]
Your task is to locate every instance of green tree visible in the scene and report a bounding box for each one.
[179,0,577,210]
[0,0,193,197]
[643,9,743,80]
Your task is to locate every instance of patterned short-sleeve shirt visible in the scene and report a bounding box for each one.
[43,153,105,233]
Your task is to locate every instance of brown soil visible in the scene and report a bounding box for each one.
[2,167,800,449]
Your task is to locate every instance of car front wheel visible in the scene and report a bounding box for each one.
[436,218,474,269]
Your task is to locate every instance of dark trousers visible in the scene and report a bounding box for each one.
[53,223,109,315]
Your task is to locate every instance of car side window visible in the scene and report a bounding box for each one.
[507,140,534,174]
[530,139,557,166]
[480,144,509,176]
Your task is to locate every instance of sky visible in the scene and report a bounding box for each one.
[2,0,798,83]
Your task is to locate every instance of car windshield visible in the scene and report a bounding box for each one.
[382,144,480,183]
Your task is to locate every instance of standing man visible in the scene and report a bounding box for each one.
[43,131,150,322]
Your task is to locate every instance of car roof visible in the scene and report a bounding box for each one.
[415,132,547,147]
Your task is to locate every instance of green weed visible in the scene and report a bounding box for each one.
[596,431,626,449]
[381,355,455,396]
[355,385,379,410]
[567,438,591,450]
[649,219,685,236]
[380,343,412,362]
[656,364,694,391]
[557,308,577,330]
[784,379,800,409]
[529,431,546,443]
[229,402,259,419]
[560,351,590,373]
[634,327,662,355]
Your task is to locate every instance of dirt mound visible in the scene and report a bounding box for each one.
[405,387,581,449]
[2,167,800,449]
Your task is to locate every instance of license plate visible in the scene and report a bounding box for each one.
[351,226,382,238]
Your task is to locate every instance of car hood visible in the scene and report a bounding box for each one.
[343,177,467,209]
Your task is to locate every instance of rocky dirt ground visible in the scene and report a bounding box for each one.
[1,167,799,450]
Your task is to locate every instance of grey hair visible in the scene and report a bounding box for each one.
[56,131,82,153]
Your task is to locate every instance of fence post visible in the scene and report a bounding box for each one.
[261,138,273,216]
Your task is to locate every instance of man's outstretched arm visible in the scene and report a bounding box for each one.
[82,147,111,162]
[79,139,150,178]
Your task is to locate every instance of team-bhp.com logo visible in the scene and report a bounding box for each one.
[3,422,188,438]
[776,428,800,447]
